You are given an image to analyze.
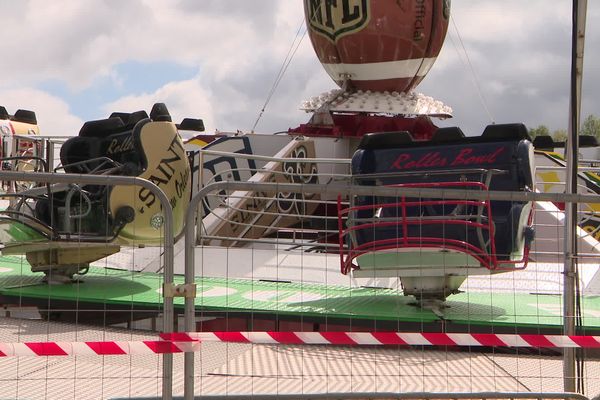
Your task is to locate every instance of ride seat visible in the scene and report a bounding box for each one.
[345,123,535,270]
[60,112,150,175]
[39,110,155,235]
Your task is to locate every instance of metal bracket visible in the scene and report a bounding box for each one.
[163,283,197,298]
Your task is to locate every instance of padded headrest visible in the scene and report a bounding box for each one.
[150,103,171,122]
[580,135,599,148]
[109,112,130,124]
[125,111,149,127]
[60,136,94,173]
[0,106,8,120]
[431,127,466,143]
[357,131,413,150]
[79,117,125,138]
[482,123,530,141]
[532,135,597,149]
[533,135,555,150]
[109,110,149,128]
[13,109,37,125]
[178,118,205,132]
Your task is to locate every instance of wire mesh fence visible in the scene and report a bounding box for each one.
[0,141,599,399]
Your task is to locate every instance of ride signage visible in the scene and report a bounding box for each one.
[387,145,509,171]
[305,0,370,42]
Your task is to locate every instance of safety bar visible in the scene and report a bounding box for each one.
[337,180,532,274]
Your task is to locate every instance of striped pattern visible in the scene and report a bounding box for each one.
[322,57,438,81]
[161,332,600,349]
[1,332,600,357]
[0,340,200,357]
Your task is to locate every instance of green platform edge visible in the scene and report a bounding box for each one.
[0,255,599,330]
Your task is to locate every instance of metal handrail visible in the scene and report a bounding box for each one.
[110,391,591,400]
[203,166,350,187]
[538,165,600,173]
[194,181,600,205]
[12,134,69,141]
[198,148,352,165]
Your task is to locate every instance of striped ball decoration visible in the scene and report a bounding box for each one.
[304,0,450,93]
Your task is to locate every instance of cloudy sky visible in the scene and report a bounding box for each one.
[0,0,598,137]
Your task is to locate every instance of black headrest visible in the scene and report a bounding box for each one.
[79,117,125,138]
[126,110,149,127]
[580,135,599,148]
[482,123,530,141]
[109,112,130,124]
[109,110,149,128]
[59,136,94,173]
[533,135,555,150]
[431,127,465,143]
[0,106,8,120]
[150,103,171,122]
[13,109,37,125]
[178,118,205,132]
[358,131,414,150]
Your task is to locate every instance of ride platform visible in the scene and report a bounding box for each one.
[0,255,599,333]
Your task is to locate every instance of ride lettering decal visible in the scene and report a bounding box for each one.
[108,122,191,243]
[137,135,190,213]
[201,137,257,214]
[412,0,428,42]
[305,0,370,42]
[387,145,509,171]
[105,134,135,155]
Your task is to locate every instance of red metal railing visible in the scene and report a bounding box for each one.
[337,181,531,275]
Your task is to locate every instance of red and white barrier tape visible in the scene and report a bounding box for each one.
[0,340,200,357]
[160,332,600,349]
[2,332,600,357]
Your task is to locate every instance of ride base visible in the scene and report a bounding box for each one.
[0,255,598,333]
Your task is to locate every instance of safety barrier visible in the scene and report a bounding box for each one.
[2,175,600,398]
[0,170,177,399]
[182,181,600,400]
[2,331,600,358]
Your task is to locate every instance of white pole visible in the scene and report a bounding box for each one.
[564,0,587,393]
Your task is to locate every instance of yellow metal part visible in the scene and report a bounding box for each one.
[109,121,191,245]
[9,120,39,136]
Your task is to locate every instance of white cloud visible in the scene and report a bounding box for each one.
[103,78,216,133]
[0,88,83,136]
[1,0,598,138]
[424,0,600,133]
[0,1,310,91]
[452,1,571,44]
[99,2,330,134]
[0,0,323,133]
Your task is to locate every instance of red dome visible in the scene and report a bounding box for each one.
[304,0,450,93]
